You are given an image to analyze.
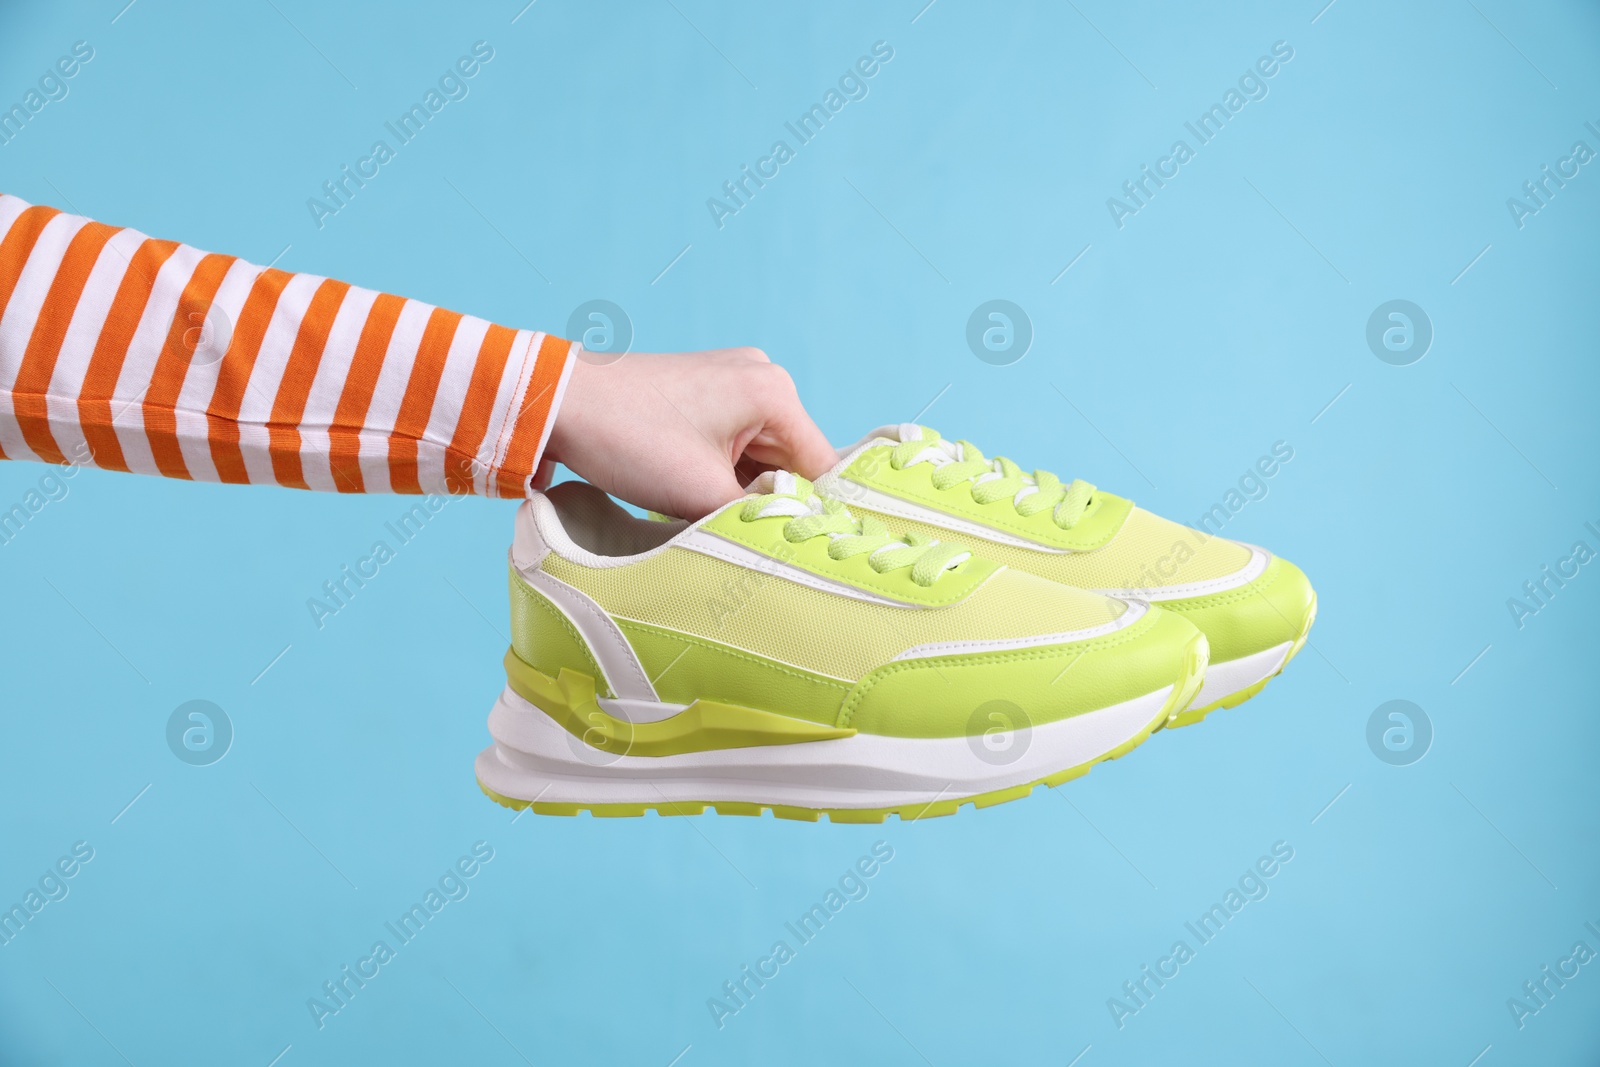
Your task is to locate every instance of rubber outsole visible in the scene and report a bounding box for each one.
[476,636,1209,822]
[1164,593,1317,729]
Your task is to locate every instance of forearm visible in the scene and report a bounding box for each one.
[0,192,574,498]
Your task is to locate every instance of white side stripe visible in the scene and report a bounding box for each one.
[1094,546,1271,601]
[522,568,659,702]
[824,476,1073,553]
[679,529,916,607]
[890,599,1146,661]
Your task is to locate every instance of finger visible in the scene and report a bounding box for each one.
[667,456,747,521]
[734,455,777,487]
[744,404,839,480]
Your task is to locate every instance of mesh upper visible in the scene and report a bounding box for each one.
[539,546,1126,683]
[859,505,1252,592]
[838,425,1253,591]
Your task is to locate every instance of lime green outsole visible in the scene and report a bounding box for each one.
[1165,594,1317,729]
[477,637,1208,823]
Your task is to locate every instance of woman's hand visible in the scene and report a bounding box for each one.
[545,347,838,520]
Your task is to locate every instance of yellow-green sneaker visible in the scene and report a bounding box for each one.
[475,472,1208,820]
[816,425,1315,727]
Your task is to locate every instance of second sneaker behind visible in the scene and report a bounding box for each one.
[816,425,1316,726]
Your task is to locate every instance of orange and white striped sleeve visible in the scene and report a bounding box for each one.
[0,192,576,498]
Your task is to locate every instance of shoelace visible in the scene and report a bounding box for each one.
[741,474,970,587]
[888,427,1096,530]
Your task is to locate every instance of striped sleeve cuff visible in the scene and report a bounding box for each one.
[476,329,576,499]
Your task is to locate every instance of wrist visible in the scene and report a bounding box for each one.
[544,354,593,465]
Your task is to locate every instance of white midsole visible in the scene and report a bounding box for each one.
[476,682,1177,810]
[1184,640,1293,711]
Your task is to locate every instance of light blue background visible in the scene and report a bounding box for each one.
[2,1,1598,1063]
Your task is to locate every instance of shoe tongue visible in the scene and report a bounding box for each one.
[743,469,810,499]
[863,422,924,443]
